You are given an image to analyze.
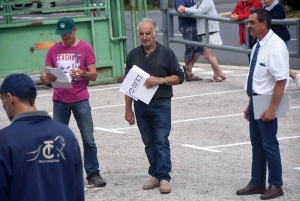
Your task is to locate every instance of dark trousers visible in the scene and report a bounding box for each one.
[248,98,283,187]
[134,101,172,182]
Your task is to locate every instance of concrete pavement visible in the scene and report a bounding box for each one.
[1,63,299,201]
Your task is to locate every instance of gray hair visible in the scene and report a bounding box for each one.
[137,18,159,36]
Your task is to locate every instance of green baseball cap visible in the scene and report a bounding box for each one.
[55,17,76,35]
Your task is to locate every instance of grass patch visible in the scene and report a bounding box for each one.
[286,9,300,18]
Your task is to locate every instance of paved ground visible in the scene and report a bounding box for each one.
[0,63,299,201]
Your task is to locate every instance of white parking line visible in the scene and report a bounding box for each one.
[172,113,243,123]
[294,167,300,170]
[173,90,244,100]
[94,127,125,134]
[181,144,223,153]
[182,136,300,152]
[88,87,120,92]
[110,105,300,132]
[37,86,120,98]
[84,184,103,191]
[201,70,233,75]
[92,104,125,110]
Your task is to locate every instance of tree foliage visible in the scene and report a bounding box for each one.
[279,0,300,10]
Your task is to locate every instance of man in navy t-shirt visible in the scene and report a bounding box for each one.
[0,73,84,201]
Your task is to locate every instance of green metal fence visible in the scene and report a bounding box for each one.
[0,0,127,85]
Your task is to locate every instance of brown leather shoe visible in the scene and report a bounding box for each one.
[260,185,284,200]
[142,177,160,190]
[236,183,267,195]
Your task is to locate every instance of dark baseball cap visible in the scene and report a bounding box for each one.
[55,17,76,35]
[0,73,37,99]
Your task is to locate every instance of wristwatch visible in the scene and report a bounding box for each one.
[163,77,168,85]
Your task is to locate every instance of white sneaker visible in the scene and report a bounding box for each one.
[294,75,300,90]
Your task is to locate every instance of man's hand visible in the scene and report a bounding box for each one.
[259,80,287,121]
[230,13,238,21]
[125,109,136,125]
[178,5,185,14]
[244,106,249,121]
[144,76,162,89]
[259,108,276,121]
[70,68,81,79]
[40,72,57,84]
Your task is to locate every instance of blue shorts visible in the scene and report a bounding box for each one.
[180,26,204,61]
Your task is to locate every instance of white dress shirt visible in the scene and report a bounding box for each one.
[244,30,289,95]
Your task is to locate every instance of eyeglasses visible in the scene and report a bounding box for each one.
[138,31,152,37]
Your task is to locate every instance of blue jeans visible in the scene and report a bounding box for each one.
[248,98,283,187]
[134,101,172,182]
[53,100,99,177]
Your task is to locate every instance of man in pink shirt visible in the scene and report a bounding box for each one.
[40,17,106,188]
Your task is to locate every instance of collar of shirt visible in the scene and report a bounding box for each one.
[257,29,274,48]
[141,42,159,56]
[12,111,51,123]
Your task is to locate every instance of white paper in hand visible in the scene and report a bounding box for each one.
[120,65,158,104]
[43,68,72,88]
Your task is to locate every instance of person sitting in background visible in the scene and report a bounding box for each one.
[263,0,300,90]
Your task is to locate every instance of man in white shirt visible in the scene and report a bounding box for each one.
[236,9,289,200]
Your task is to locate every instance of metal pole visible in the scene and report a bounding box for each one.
[160,0,169,47]
[297,20,300,58]
[119,0,127,60]
[130,0,138,48]
[143,0,147,18]
[138,0,143,21]
[168,9,174,41]
[205,19,209,43]
[245,23,250,50]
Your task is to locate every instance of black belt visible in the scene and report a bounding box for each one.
[252,93,260,96]
[199,32,217,36]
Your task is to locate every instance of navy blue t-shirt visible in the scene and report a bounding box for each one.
[175,0,197,29]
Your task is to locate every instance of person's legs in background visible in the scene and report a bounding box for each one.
[290,70,300,89]
[285,40,300,89]
[204,47,226,82]
[181,26,203,81]
[202,32,226,82]
[72,99,106,187]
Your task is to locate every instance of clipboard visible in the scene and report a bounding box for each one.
[252,93,289,120]
[43,67,72,88]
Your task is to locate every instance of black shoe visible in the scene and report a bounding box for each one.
[237,182,267,195]
[87,171,107,187]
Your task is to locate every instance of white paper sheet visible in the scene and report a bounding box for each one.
[119,65,159,104]
[43,67,72,88]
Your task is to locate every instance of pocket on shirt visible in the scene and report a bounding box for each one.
[253,65,267,80]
